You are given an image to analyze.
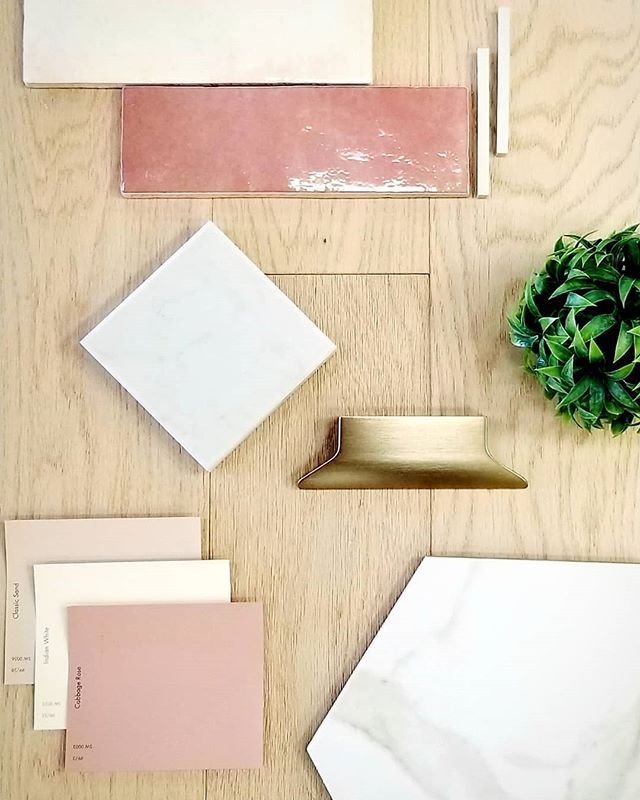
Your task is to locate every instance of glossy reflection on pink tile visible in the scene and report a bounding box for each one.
[121,86,470,198]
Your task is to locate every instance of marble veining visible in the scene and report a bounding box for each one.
[308,557,640,800]
[81,222,336,470]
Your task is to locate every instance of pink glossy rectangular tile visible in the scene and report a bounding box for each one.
[65,603,263,772]
[121,86,470,198]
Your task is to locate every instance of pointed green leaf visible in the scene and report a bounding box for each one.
[510,332,537,348]
[547,334,570,346]
[524,281,540,316]
[606,363,636,381]
[550,279,590,299]
[589,382,605,416]
[619,275,635,306]
[565,292,596,309]
[588,338,605,364]
[545,377,565,394]
[594,252,607,265]
[626,239,640,269]
[576,407,598,430]
[557,377,592,410]
[546,339,572,361]
[614,323,633,362]
[536,366,563,379]
[534,272,551,294]
[561,356,574,382]
[611,418,630,436]
[565,232,596,245]
[572,327,588,359]
[584,289,616,305]
[607,380,640,411]
[545,256,561,282]
[579,314,617,341]
[567,267,590,281]
[565,308,578,336]
[508,317,537,348]
[539,316,558,333]
[568,251,586,271]
[604,396,625,416]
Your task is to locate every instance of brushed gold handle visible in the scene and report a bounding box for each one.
[298,416,527,490]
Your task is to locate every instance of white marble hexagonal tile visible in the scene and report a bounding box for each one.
[309,556,640,800]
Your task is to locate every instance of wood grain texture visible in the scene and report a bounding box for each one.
[429,0,640,561]
[209,0,431,275]
[0,0,209,798]
[2,0,640,798]
[207,275,430,799]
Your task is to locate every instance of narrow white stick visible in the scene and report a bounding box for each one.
[477,47,490,198]
[497,6,511,155]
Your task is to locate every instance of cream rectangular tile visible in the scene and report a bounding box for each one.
[23,0,373,87]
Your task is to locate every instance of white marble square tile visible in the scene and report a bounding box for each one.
[309,557,640,800]
[81,222,335,470]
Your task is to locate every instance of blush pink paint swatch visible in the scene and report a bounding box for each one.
[65,603,263,772]
[121,86,470,197]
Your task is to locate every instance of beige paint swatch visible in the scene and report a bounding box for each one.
[66,603,263,772]
[4,517,201,685]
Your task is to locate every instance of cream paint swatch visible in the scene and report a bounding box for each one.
[66,604,263,772]
[81,222,336,471]
[33,560,230,730]
[4,517,201,685]
[23,0,373,87]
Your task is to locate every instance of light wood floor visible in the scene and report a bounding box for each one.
[1,1,640,798]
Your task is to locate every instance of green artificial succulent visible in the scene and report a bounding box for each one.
[508,224,640,435]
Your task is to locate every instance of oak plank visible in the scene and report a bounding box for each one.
[207,275,431,799]
[429,0,640,560]
[0,1,210,798]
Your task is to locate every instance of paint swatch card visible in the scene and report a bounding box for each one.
[121,86,470,197]
[33,560,230,730]
[81,222,335,471]
[4,517,201,685]
[23,0,372,87]
[66,603,263,772]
